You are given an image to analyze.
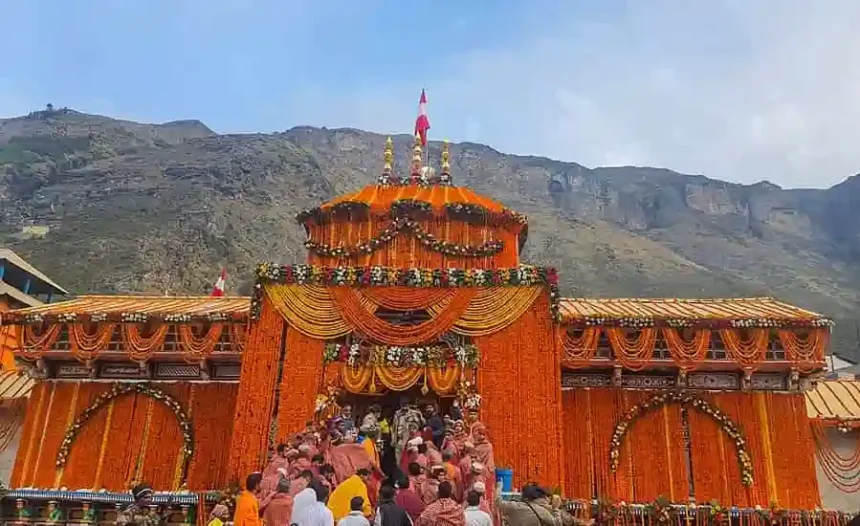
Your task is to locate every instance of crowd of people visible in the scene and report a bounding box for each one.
[116,399,587,526]
[222,399,588,526]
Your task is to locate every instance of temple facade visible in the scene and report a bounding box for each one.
[0,134,856,523]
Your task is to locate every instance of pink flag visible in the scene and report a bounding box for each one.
[414,89,430,146]
[211,268,227,297]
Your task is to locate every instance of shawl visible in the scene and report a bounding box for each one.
[261,494,293,526]
[328,443,374,484]
[394,489,426,523]
[415,498,466,526]
[420,478,440,505]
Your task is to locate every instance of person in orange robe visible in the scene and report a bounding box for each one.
[441,450,463,501]
[233,473,263,526]
[261,478,293,526]
[470,423,496,498]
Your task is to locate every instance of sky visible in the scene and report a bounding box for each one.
[1,0,859,188]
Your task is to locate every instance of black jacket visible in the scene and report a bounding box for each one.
[377,499,412,526]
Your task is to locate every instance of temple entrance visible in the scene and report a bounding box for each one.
[337,386,458,481]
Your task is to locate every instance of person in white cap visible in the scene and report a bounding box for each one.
[463,490,491,526]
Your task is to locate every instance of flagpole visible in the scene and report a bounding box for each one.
[423,87,429,171]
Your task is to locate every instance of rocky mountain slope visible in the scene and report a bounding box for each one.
[1,109,858,361]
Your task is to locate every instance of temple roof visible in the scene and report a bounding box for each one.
[0,295,250,325]
[806,380,860,421]
[559,297,832,329]
[0,248,68,295]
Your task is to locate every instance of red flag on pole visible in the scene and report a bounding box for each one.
[414,89,430,146]
[211,268,227,297]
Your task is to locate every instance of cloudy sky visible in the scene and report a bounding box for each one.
[2,0,858,188]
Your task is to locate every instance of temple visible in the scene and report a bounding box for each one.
[0,130,857,523]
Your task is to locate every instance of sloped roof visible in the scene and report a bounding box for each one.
[559,297,831,328]
[0,282,44,308]
[0,249,68,294]
[1,295,250,325]
[0,370,33,400]
[806,380,860,421]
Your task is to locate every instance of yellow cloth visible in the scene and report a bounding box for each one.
[233,491,262,526]
[362,438,380,469]
[327,474,372,520]
[207,519,224,526]
[379,419,391,435]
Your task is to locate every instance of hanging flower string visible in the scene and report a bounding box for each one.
[609,392,754,486]
[296,197,528,230]
[252,264,560,321]
[323,342,479,368]
[304,217,504,258]
[56,383,195,484]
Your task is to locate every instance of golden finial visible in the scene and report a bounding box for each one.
[441,139,450,175]
[411,133,423,177]
[382,136,393,175]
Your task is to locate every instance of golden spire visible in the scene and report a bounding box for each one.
[441,139,450,175]
[411,133,423,177]
[382,136,393,175]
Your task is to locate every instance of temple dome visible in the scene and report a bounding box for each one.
[296,137,528,269]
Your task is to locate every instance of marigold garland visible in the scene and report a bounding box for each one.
[560,327,825,371]
[10,322,246,362]
[609,392,754,486]
[68,323,116,361]
[55,383,194,485]
[296,193,529,229]
[810,420,860,493]
[305,217,504,258]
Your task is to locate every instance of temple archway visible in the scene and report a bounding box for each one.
[609,391,753,486]
[56,383,194,487]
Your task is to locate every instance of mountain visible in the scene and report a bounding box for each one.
[1,108,859,361]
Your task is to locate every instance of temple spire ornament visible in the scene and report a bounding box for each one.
[377,137,394,185]
[410,132,423,182]
[440,139,451,184]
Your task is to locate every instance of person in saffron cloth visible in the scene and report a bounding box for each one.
[234,473,263,526]
[469,423,495,498]
[328,468,373,521]
[360,428,384,510]
[262,478,294,526]
[441,451,462,500]
[415,482,465,526]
